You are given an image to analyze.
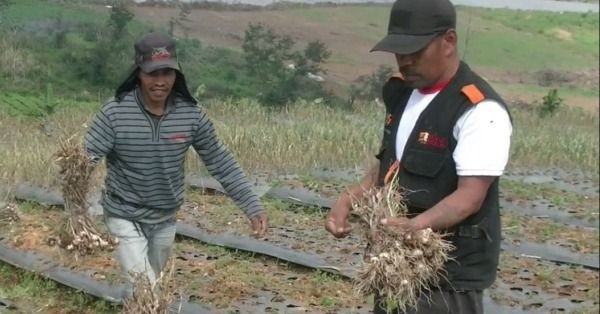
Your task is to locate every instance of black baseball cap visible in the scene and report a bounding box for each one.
[134,32,180,73]
[371,0,456,55]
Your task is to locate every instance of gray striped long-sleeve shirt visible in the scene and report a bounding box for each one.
[85,88,264,223]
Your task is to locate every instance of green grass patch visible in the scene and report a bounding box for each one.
[4,0,147,35]
[496,82,600,99]
[473,8,599,57]
[0,262,118,313]
[288,5,389,41]
[456,9,598,71]
[288,5,599,71]
[4,0,105,25]
[13,200,47,214]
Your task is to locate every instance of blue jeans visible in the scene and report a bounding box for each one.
[104,215,177,291]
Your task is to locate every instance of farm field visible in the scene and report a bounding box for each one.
[0,0,598,313]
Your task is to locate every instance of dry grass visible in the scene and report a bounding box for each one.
[0,97,598,193]
[508,105,599,172]
[122,259,179,314]
[0,34,35,78]
[351,179,454,313]
[0,104,101,188]
[185,98,381,174]
[172,239,363,311]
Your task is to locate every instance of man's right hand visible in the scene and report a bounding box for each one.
[325,198,352,238]
[325,162,380,238]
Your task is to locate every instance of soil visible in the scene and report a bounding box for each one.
[0,168,598,312]
[491,253,599,313]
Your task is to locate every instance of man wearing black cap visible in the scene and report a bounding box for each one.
[85,32,268,290]
[326,0,512,313]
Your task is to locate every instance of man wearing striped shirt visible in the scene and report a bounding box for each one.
[85,32,268,288]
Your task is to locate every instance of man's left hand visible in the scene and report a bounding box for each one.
[249,213,268,238]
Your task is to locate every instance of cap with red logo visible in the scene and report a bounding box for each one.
[134,32,180,73]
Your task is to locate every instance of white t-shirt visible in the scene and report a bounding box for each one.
[395,89,512,176]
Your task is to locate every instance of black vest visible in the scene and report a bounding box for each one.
[376,62,509,290]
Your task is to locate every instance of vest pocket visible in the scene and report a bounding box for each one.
[402,149,448,177]
[399,149,453,209]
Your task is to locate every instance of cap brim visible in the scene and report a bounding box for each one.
[370,33,437,55]
[139,59,180,73]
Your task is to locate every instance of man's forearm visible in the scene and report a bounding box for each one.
[410,176,495,231]
[410,197,473,231]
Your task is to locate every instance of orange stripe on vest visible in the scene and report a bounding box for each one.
[384,160,400,185]
[461,84,485,105]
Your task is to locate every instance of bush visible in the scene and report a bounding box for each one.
[242,22,332,106]
[0,1,140,98]
[538,88,563,118]
[348,65,394,105]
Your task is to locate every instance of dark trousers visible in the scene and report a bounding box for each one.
[374,290,484,314]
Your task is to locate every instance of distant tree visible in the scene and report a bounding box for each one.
[242,23,295,81]
[348,65,394,105]
[297,40,331,75]
[108,2,134,41]
[242,23,331,106]
[69,3,134,87]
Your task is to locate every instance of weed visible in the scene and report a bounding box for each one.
[311,270,341,285]
[538,89,563,117]
[16,201,45,214]
[534,265,554,288]
[320,295,340,308]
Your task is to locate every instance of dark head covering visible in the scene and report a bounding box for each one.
[371,0,456,55]
[114,32,196,104]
